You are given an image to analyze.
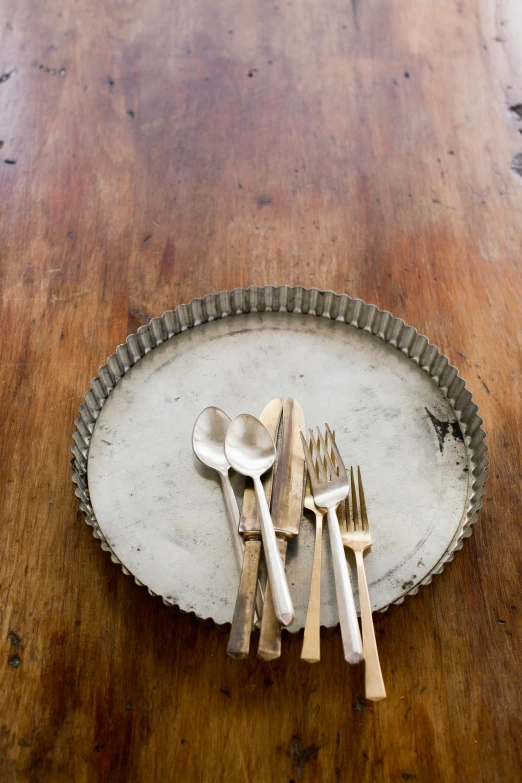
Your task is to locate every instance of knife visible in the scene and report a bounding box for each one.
[257,397,306,661]
[226,398,284,659]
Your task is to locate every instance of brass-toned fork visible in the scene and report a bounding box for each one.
[301,426,363,664]
[340,467,386,701]
[301,469,324,663]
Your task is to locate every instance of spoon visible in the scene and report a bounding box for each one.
[225,414,295,627]
[192,407,243,572]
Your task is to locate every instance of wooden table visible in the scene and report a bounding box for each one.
[1,1,521,780]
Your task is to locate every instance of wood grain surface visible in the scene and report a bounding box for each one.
[1,1,521,780]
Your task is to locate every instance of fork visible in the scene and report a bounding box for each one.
[300,426,363,664]
[340,467,386,701]
[301,469,324,663]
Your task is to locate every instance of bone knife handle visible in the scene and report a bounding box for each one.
[226,537,262,659]
[257,537,288,661]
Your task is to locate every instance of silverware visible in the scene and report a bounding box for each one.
[301,425,363,664]
[301,470,325,663]
[225,414,294,627]
[227,398,283,659]
[192,407,243,573]
[258,398,306,661]
[341,467,386,700]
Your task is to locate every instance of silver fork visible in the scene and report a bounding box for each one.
[340,467,386,700]
[300,426,363,664]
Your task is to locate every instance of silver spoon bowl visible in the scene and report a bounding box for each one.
[192,406,241,565]
[224,413,275,477]
[192,406,231,475]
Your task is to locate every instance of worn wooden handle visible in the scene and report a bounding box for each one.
[301,512,323,663]
[257,537,288,661]
[355,550,386,701]
[226,538,262,659]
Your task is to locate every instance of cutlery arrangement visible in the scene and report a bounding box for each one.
[192,397,386,701]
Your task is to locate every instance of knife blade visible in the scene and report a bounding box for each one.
[226,397,283,659]
[257,397,306,661]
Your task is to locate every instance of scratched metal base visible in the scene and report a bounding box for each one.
[71,287,488,631]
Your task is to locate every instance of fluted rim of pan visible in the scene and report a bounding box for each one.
[71,286,488,623]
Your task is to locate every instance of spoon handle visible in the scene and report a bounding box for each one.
[220,470,240,527]
[219,471,242,571]
[253,476,294,627]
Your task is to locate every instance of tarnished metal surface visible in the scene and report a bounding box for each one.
[71,287,488,630]
[270,398,306,539]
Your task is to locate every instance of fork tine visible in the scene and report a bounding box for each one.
[330,432,347,528]
[337,491,348,531]
[331,446,340,476]
[345,466,351,528]
[357,466,369,531]
[312,429,328,483]
[317,428,337,481]
[322,436,329,473]
[350,466,359,529]
[323,427,342,476]
[328,429,338,470]
[325,424,348,481]
[301,432,319,491]
[325,426,337,470]
[313,428,329,482]
[310,433,320,480]
[308,431,317,458]
[329,430,348,522]
[346,468,354,530]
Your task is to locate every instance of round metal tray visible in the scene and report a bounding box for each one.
[71,287,488,630]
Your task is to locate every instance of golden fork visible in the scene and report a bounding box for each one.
[340,466,386,701]
[301,467,324,663]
